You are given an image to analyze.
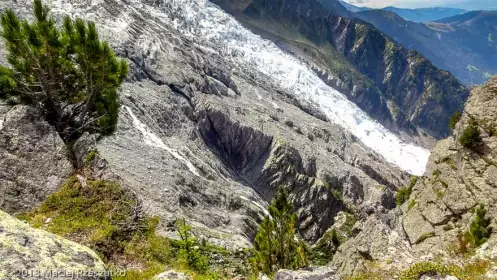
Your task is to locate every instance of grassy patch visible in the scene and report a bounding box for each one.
[21,176,247,279]
[399,262,468,280]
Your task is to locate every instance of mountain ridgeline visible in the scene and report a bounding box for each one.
[212,0,469,139]
[338,0,467,22]
[355,9,497,86]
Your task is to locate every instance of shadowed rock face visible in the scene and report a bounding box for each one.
[0,0,408,249]
[0,105,73,214]
[0,210,109,280]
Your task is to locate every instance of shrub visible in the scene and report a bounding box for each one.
[449,111,462,130]
[467,204,492,248]
[26,177,149,260]
[331,228,340,247]
[251,186,308,276]
[459,119,481,149]
[176,218,210,273]
[0,0,128,140]
[395,176,418,206]
[22,176,227,280]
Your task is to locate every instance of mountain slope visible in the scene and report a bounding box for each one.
[356,9,497,85]
[383,6,467,22]
[1,0,423,253]
[318,0,352,17]
[211,0,469,139]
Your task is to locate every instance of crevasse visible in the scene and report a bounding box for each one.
[144,0,431,175]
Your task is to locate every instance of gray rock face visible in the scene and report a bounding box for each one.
[332,76,497,277]
[0,0,407,249]
[401,76,497,254]
[275,267,339,280]
[332,210,414,276]
[0,105,73,214]
[0,210,109,280]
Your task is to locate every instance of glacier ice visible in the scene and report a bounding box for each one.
[149,0,430,175]
[51,0,430,175]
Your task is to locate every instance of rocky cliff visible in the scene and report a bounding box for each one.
[331,76,497,279]
[211,0,469,141]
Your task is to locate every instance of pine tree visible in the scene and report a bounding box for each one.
[251,187,308,275]
[0,0,127,140]
[467,204,492,247]
[459,118,481,150]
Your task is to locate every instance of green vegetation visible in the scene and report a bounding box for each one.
[395,176,418,206]
[84,150,97,166]
[176,218,209,274]
[22,176,242,280]
[399,262,468,280]
[407,199,417,211]
[432,169,442,178]
[251,187,308,276]
[451,204,493,255]
[0,0,127,140]
[449,111,462,130]
[309,212,356,265]
[459,119,481,149]
[466,204,492,248]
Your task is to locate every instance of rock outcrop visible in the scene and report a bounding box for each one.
[0,210,109,280]
[0,105,73,214]
[402,75,497,254]
[331,76,497,278]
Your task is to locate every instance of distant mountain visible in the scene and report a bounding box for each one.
[383,6,467,22]
[355,9,497,85]
[318,0,352,17]
[211,0,469,139]
[338,0,370,12]
[339,1,467,22]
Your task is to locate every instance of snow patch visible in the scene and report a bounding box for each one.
[125,106,201,177]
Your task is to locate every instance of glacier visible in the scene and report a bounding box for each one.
[51,0,430,175]
[145,0,430,175]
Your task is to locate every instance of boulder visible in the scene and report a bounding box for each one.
[0,210,109,280]
[0,105,73,214]
[153,270,193,280]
